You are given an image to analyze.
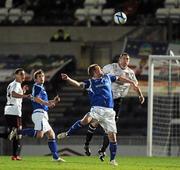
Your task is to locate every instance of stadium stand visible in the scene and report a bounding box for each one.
[0,0,166,26]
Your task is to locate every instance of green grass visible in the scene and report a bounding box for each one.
[1,156,180,170]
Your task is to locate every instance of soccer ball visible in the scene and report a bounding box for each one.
[114,12,127,24]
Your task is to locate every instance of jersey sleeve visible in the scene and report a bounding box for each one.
[83,80,90,89]
[108,74,117,82]
[11,83,21,93]
[131,71,138,84]
[33,85,42,97]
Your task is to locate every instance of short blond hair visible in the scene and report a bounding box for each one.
[87,64,99,77]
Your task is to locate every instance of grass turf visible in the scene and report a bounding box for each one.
[0,156,180,170]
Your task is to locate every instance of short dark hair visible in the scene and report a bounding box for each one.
[14,68,24,75]
[33,69,44,79]
[87,64,99,77]
[119,52,129,59]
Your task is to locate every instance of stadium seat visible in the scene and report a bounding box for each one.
[21,10,34,24]
[97,0,106,10]
[88,8,101,22]
[8,8,21,23]
[5,0,13,9]
[156,8,169,23]
[102,8,114,23]
[75,8,88,22]
[165,0,178,8]
[169,8,180,23]
[84,0,97,9]
[0,8,8,23]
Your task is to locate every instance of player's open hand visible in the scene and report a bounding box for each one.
[47,101,55,108]
[54,95,60,104]
[23,94,32,99]
[22,85,29,93]
[61,73,69,80]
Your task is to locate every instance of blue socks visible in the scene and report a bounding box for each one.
[48,139,59,160]
[109,142,117,161]
[67,120,83,136]
[19,128,37,137]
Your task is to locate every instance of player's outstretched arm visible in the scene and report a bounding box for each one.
[33,97,55,108]
[61,73,84,88]
[117,75,137,88]
[118,75,145,104]
[12,91,31,99]
[49,95,60,105]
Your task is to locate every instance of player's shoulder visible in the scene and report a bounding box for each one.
[33,84,42,90]
[103,73,115,80]
[103,63,114,69]
[103,63,118,73]
[10,80,20,87]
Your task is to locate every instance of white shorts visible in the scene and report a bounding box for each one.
[88,106,117,133]
[32,109,52,132]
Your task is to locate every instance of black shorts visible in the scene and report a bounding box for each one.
[113,97,123,122]
[5,115,22,130]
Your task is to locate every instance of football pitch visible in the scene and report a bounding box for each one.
[0,156,180,170]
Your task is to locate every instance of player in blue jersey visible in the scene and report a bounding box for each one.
[84,53,144,161]
[57,64,139,166]
[9,69,65,162]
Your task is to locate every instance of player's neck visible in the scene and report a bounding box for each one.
[92,74,103,79]
[15,79,22,84]
[36,82,43,86]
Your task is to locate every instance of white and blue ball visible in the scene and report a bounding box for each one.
[114,12,127,24]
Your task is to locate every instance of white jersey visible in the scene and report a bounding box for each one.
[103,63,137,99]
[4,80,23,117]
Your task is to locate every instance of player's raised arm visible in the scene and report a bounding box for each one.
[49,95,61,105]
[117,75,144,104]
[12,91,31,99]
[117,75,138,89]
[61,73,84,89]
[33,96,55,108]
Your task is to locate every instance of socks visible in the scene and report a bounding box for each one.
[109,142,117,161]
[100,133,109,152]
[12,138,21,156]
[67,120,83,136]
[85,124,96,146]
[48,139,59,160]
[19,128,37,137]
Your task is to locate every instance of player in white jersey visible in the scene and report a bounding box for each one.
[84,52,145,161]
[4,68,30,160]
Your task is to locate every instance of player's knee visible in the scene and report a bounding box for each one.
[80,119,88,125]
[36,132,44,139]
[47,131,55,139]
[108,133,117,142]
[47,130,55,139]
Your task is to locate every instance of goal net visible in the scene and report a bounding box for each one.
[147,54,180,156]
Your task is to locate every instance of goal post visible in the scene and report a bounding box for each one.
[147,55,180,157]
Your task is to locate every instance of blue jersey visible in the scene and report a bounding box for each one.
[84,74,117,108]
[32,83,48,111]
